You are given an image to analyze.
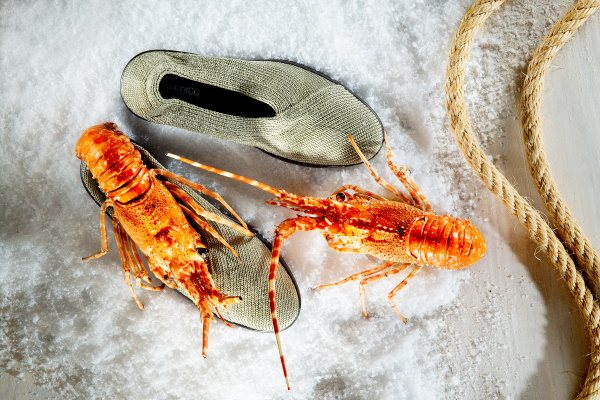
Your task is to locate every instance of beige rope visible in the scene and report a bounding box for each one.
[521,0,600,296]
[445,1,600,398]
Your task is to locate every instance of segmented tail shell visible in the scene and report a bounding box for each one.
[75,123,152,203]
[405,214,486,270]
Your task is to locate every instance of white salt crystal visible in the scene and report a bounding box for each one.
[0,0,580,398]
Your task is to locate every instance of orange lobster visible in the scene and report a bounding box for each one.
[167,133,486,390]
[76,122,254,357]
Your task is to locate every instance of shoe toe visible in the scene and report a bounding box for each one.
[262,84,383,165]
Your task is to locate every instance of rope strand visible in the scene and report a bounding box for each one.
[520,0,600,296]
[445,1,600,398]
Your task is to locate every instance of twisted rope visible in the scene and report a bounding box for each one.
[521,0,600,296]
[445,1,600,398]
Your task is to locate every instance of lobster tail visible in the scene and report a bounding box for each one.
[75,123,151,203]
[405,214,486,270]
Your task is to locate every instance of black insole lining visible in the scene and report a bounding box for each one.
[158,74,276,118]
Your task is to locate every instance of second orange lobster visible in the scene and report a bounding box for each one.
[168,132,486,390]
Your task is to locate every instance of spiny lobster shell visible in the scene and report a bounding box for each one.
[405,214,486,270]
[75,122,248,360]
[332,200,485,270]
[75,122,151,203]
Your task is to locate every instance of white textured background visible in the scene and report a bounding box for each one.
[1,1,598,399]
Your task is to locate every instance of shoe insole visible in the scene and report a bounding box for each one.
[159,74,276,118]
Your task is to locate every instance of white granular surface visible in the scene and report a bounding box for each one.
[0,0,588,399]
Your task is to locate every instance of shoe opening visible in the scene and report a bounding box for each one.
[159,74,276,118]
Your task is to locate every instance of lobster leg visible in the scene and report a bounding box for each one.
[83,200,111,261]
[358,263,412,319]
[316,261,396,289]
[179,273,214,358]
[83,198,154,307]
[179,204,241,258]
[197,299,240,359]
[145,256,179,289]
[202,311,211,358]
[382,133,432,212]
[163,181,254,238]
[154,169,249,230]
[187,264,241,358]
[194,283,215,359]
[269,216,324,391]
[112,219,145,309]
[387,264,424,322]
[348,135,411,203]
[121,227,165,291]
[323,234,363,254]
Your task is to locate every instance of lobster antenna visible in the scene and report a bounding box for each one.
[167,153,282,197]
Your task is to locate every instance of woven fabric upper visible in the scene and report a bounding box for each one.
[80,145,300,332]
[121,51,383,166]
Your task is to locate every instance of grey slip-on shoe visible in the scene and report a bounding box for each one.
[120,50,384,166]
[80,141,300,332]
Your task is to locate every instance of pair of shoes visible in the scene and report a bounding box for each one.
[80,50,384,332]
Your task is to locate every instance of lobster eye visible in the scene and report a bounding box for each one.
[336,192,346,202]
